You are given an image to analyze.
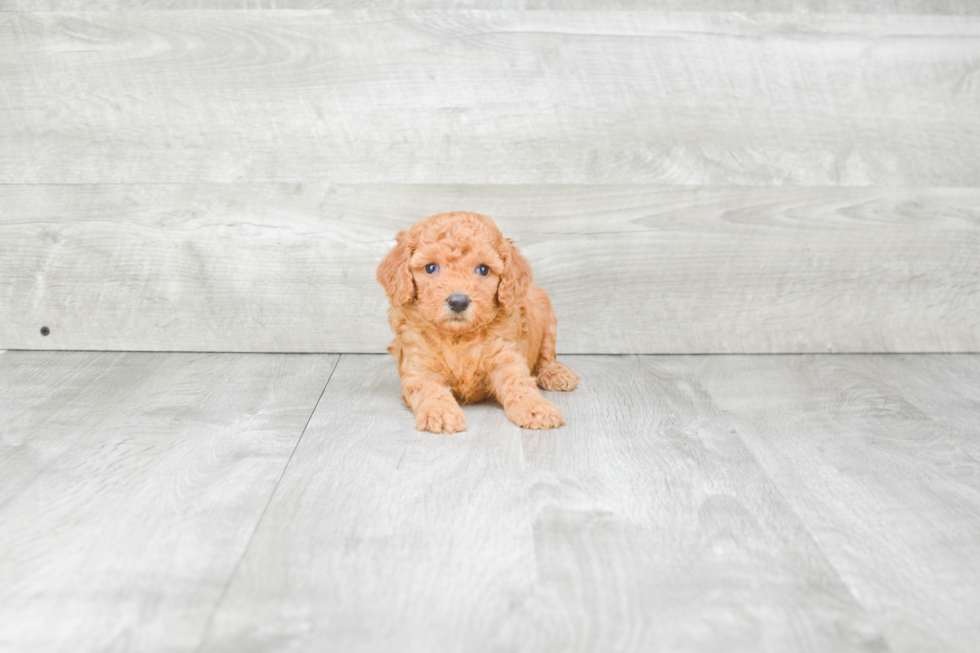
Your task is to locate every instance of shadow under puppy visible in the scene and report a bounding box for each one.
[377,211,578,433]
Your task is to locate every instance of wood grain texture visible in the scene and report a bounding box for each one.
[2,10,979,185]
[507,356,886,652]
[2,184,977,353]
[199,354,539,652]
[2,352,978,651]
[199,354,890,652]
[696,354,980,653]
[5,1,980,12]
[867,354,980,462]
[0,351,338,653]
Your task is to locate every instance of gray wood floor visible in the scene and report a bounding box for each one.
[1,351,978,653]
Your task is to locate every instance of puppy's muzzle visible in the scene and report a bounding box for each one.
[447,294,470,314]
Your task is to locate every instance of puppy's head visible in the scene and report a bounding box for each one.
[377,212,532,334]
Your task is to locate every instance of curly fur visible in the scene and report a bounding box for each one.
[377,211,578,433]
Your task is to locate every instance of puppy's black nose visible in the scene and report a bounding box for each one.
[447,294,470,313]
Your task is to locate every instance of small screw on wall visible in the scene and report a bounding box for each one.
[40,326,50,336]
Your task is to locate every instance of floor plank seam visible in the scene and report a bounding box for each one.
[190,353,343,653]
[729,420,898,650]
[515,423,543,592]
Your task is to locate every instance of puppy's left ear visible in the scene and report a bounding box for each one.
[377,231,415,307]
[497,238,533,313]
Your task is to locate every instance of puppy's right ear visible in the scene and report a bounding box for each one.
[377,231,415,307]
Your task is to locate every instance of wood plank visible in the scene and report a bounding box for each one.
[874,353,980,453]
[0,0,980,15]
[2,10,979,185]
[2,184,977,353]
[4,1,980,12]
[697,354,980,653]
[198,354,538,652]
[203,354,890,651]
[3,352,974,651]
[0,351,338,653]
[499,355,886,652]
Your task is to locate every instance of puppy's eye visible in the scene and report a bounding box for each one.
[476,264,490,276]
[424,263,439,274]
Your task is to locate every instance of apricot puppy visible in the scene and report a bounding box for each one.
[377,211,578,433]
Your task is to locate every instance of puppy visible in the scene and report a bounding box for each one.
[377,211,578,433]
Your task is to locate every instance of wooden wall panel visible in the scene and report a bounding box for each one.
[1,10,979,186]
[2,5,978,353]
[2,184,977,353]
[3,1,980,14]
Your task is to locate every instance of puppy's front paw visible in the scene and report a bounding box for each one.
[506,397,565,430]
[536,361,579,392]
[415,401,467,434]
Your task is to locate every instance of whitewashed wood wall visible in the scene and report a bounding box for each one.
[2,2,978,353]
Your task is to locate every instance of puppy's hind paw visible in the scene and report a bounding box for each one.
[415,402,467,434]
[536,361,579,392]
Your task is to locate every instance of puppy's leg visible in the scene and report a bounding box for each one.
[401,373,467,434]
[530,291,579,392]
[491,351,564,430]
